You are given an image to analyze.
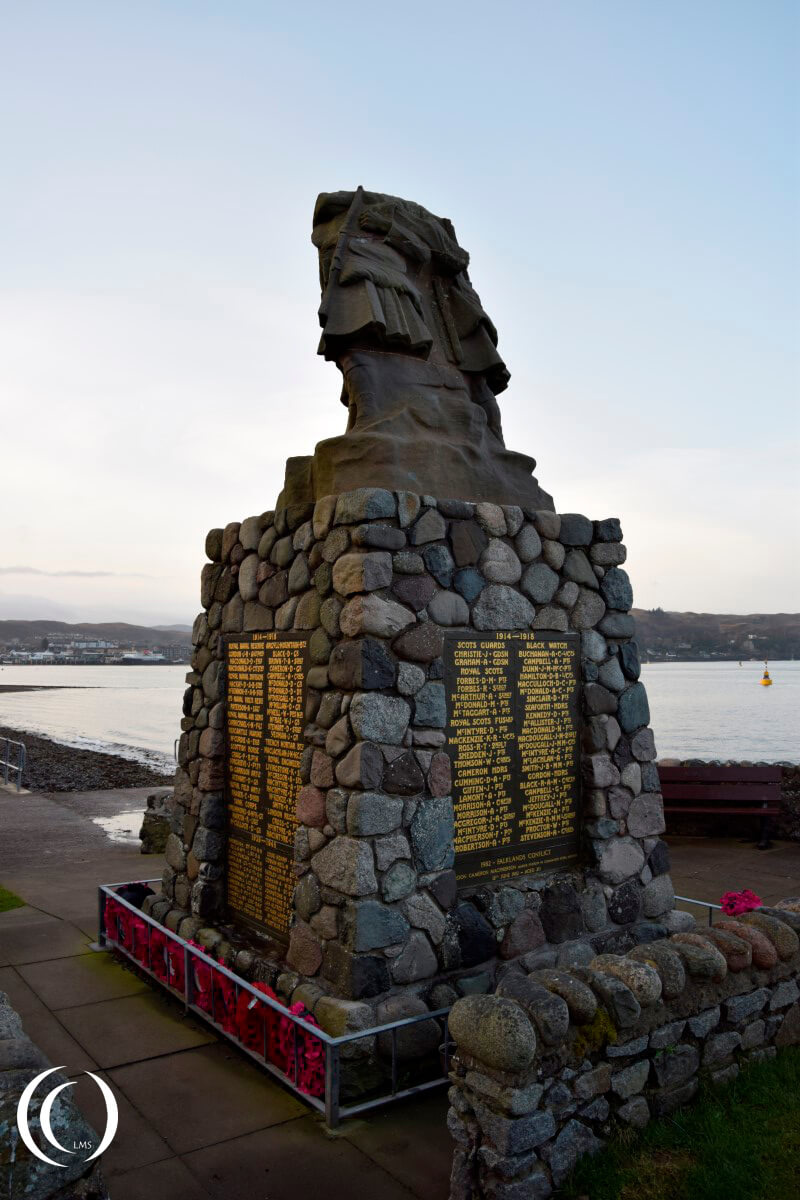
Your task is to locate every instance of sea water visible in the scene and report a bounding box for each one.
[0,660,797,767]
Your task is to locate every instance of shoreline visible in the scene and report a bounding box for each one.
[0,723,174,792]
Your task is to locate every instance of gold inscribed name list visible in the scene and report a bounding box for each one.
[446,631,580,885]
[225,632,308,939]
[449,640,515,854]
[518,640,577,841]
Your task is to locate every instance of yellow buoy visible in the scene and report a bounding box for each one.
[761,661,773,687]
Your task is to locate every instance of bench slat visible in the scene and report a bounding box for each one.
[661,783,780,803]
[663,806,780,816]
[658,766,782,783]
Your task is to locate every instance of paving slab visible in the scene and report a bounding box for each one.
[18,946,150,1009]
[109,1042,307,1154]
[343,1088,451,1200]
[668,836,800,907]
[0,913,91,964]
[0,964,49,1018]
[56,991,215,1068]
[0,788,164,935]
[0,961,98,1071]
[17,1004,100,1074]
[106,1153,211,1200]
[69,1068,173,1178]
[183,1115,419,1200]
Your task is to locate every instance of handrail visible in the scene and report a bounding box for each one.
[674,894,722,927]
[1,737,26,792]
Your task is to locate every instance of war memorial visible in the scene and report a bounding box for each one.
[127,189,800,1196]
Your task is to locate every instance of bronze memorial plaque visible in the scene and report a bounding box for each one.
[225,631,308,939]
[445,631,581,885]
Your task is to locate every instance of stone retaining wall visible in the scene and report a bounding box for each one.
[145,487,672,1036]
[446,900,800,1199]
[0,991,108,1198]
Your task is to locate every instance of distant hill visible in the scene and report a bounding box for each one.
[632,610,800,661]
[3,613,798,661]
[0,619,192,648]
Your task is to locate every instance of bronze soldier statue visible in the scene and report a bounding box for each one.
[279,188,552,510]
[312,188,508,444]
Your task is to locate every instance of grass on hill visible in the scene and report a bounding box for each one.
[0,885,24,912]
[561,1047,800,1200]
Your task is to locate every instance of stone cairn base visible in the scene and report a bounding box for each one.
[446,900,800,1199]
[144,487,673,1065]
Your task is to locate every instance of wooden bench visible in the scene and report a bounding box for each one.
[660,765,782,850]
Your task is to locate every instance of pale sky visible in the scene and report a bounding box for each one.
[2,1,798,626]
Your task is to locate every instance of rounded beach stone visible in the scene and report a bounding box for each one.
[450,520,488,566]
[760,905,800,932]
[376,995,440,1059]
[704,927,752,972]
[479,539,522,584]
[738,911,800,960]
[453,567,485,603]
[563,549,598,589]
[392,572,437,611]
[473,585,535,630]
[340,594,414,638]
[205,527,224,561]
[427,590,469,625]
[311,837,377,896]
[393,621,444,662]
[496,975,570,1045]
[349,693,410,744]
[532,605,569,631]
[608,881,641,925]
[502,505,524,535]
[628,942,686,999]
[286,921,323,975]
[558,513,593,545]
[529,969,598,1024]
[333,552,393,595]
[669,934,727,982]
[595,836,645,885]
[474,502,507,536]
[448,995,537,1071]
[598,657,626,693]
[297,785,326,828]
[334,488,396,523]
[515,525,543,562]
[500,910,546,959]
[617,684,651,733]
[590,955,662,1006]
[631,728,657,761]
[573,967,641,1027]
[542,539,566,570]
[555,581,579,609]
[641,873,674,919]
[570,588,606,630]
[715,919,778,969]
[600,568,633,611]
[410,508,447,544]
[521,562,559,604]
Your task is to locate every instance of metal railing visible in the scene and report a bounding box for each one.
[1,737,26,791]
[97,881,452,1128]
[675,894,722,927]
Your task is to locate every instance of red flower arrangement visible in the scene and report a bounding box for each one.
[103,896,325,1097]
[719,889,762,916]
